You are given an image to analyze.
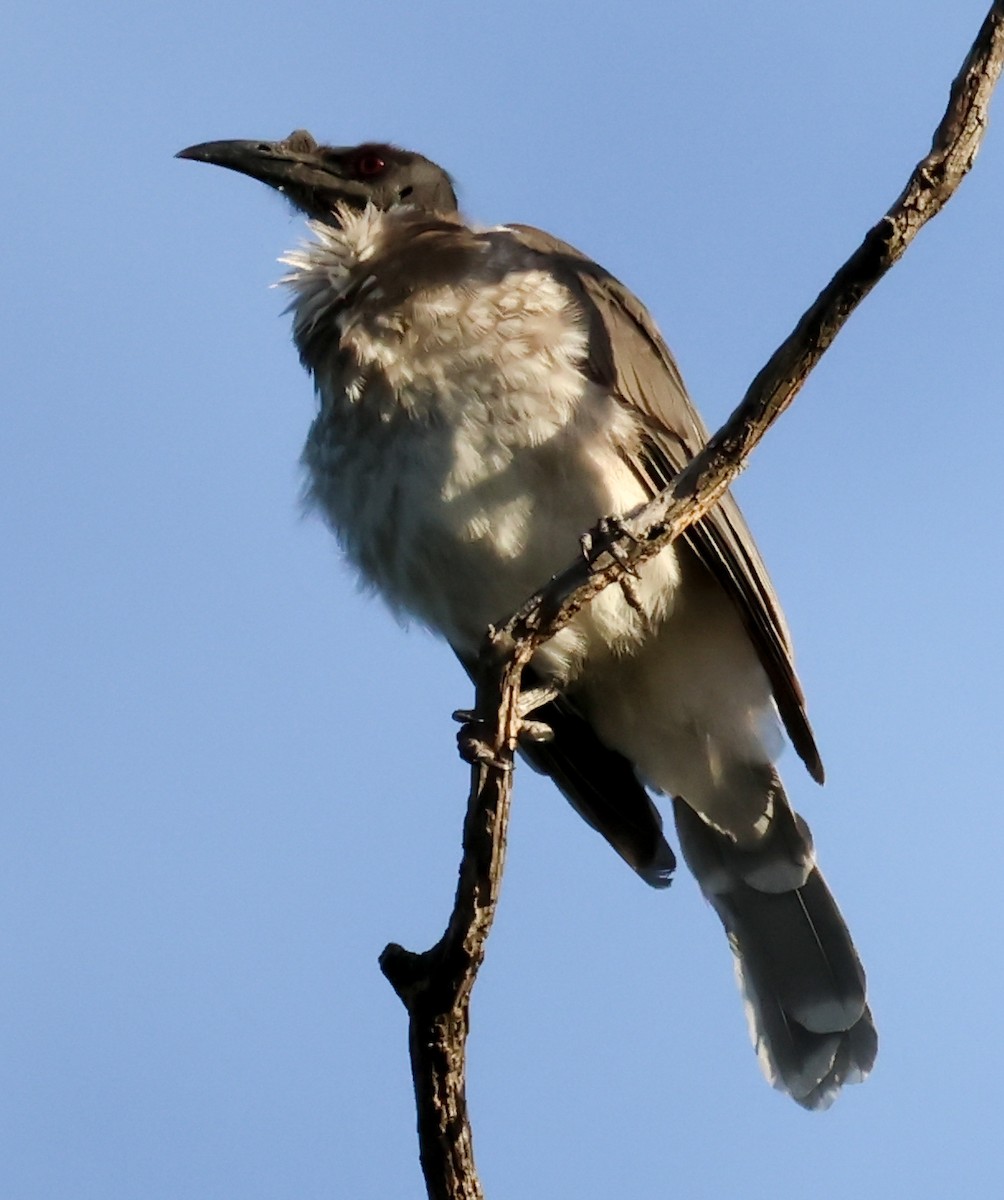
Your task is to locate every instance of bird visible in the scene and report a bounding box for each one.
[177,130,877,1109]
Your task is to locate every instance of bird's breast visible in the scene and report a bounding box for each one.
[298,249,678,669]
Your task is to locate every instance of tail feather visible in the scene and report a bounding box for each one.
[673,793,876,1110]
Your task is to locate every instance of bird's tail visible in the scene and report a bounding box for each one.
[672,787,877,1109]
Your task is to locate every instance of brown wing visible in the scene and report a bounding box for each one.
[505,224,823,784]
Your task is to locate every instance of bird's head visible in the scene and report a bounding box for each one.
[176,130,459,222]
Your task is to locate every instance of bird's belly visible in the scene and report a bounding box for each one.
[304,361,779,813]
[304,382,681,680]
[571,556,780,819]
[314,407,780,817]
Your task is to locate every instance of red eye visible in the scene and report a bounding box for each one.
[354,152,386,177]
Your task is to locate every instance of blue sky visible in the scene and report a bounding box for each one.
[4,2,1004,1196]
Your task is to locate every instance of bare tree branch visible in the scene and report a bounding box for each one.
[379,6,1004,1197]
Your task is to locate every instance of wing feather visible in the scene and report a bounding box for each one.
[504,224,823,783]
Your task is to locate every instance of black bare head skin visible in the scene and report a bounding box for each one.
[177,130,459,222]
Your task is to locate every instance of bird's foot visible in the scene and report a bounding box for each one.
[452,688,556,760]
[580,516,649,621]
[580,514,642,576]
[451,710,513,769]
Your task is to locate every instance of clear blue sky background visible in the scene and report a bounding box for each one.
[4,2,1003,1197]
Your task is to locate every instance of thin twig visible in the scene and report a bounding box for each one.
[379,7,1004,1197]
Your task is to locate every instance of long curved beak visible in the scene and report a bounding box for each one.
[176,133,341,194]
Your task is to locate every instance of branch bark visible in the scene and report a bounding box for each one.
[379,6,1004,1197]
